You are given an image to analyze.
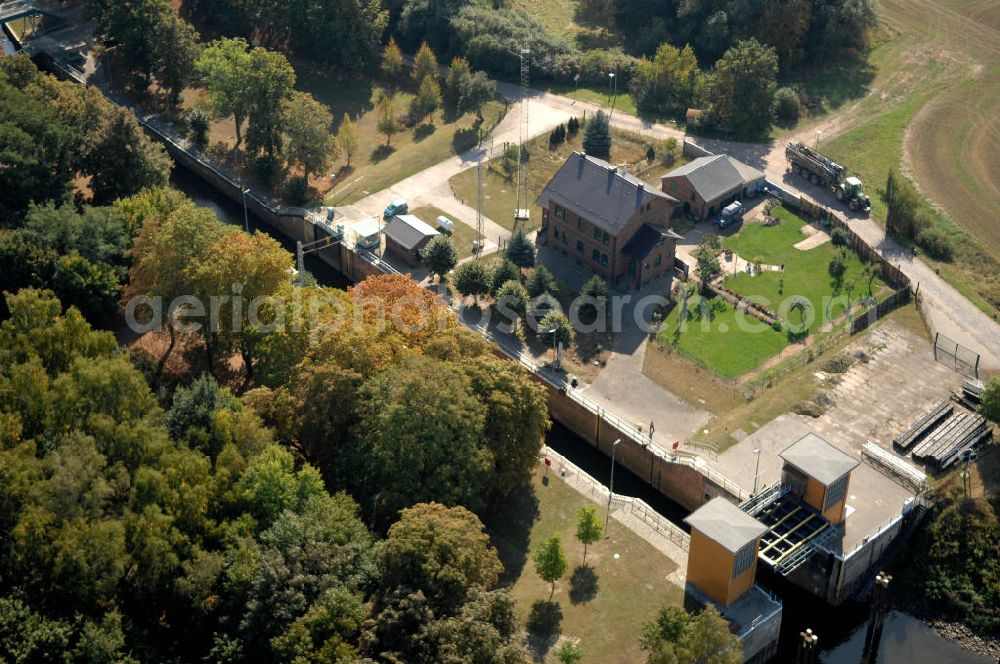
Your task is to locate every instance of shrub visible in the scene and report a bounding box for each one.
[645,145,656,163]
[567,117,580,135]
[831,227,849,247]
[771,320,782,332]
[284,175,309,205]
[188,108,210,146]
[917,227,954,261]
[491,260,521,295]
[255,154,280,185]
[773,87,801,126]
[527,265,557,298]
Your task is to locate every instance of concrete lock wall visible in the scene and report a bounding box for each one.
[541,383,732,511]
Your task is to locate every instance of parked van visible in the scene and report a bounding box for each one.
[714,201,744,230]
[436,216,454,233]
[383,199,408,219]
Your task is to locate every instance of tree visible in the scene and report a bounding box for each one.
[533,535,568,599]
[353,356,494,521]
[505,231,536,270]
[87,0,171,89]
[453,260,493,304]
[245,47,296,157]
[376,91,400,146]
[582,109,612,159]
[494,279,530,325]
[709,39,779,137]
[153,11,201,104]
[882,168,924,239]
[773,86,801,127]
[457,72,496,122]
[282,91,336,183]
[337,112,360,167]
[381,503,503,611]
[539,310,575,350]
[556,641,583,664]
[188,108,210,146]
[980,377,1000,423]
[423,234,458,282]
[186,228,293,384]
[696,249,721,293]
[641,604,741,664]
[85,106,172,205]
[381,37,404,81]
[412,41,439,84]
[630,43,703,116]
[527,265,557,298]
[413,74,442,123]
[196,37,253,146]
[462,356,549,496]
[444,56,472,112]
[491,260,521,295]
[579,274,609,323]
[576,506,603,563]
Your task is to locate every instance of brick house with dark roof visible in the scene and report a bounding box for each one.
[660,154,765,220]
[536,152,682,290]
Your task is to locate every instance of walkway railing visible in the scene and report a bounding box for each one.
[541,446,690,552]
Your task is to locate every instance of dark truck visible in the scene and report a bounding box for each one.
[785,142,871,214]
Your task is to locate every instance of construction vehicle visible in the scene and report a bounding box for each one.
[785,142,871,214]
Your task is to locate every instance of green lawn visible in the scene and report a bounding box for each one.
[408,205,479,259]
[485,470,681,664]
[450,128,683,233]
[722,207,889,333]
[656,293,790,378]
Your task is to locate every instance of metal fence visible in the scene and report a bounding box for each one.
[540,446,690,552]
[933,332,981,378]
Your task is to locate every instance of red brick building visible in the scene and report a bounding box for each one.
[660,154,765,220]
[536,152,682,290]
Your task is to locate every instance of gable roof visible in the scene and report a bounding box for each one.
[622,223,683,261]
[780,432,860,486]
[662,154,763,203]
[684,497,767,554]
[536,152,675,236]
[383,214,438,251]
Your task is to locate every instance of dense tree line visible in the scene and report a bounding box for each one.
[0,56,171,224]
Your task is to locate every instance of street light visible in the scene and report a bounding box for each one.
[815,129,823,150]
[752,448,762,496]
[573,73,580,101]
[240,187,251,233]
[605,438,622,534]
[542,325,560,369]
[607,72,616,117]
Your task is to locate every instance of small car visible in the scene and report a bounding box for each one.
[383,199,408,219]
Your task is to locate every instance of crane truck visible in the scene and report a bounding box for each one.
[785,142,871,214]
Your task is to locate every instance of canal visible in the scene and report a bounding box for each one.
[173,163,990,664]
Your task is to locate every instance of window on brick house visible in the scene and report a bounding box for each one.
[601,253,609,266]
[655,254,662,267]
[671,181,678,193]
[577,240,584,253]
[593,226,601,240]
[578,218,585,231]
[602,231,609,245]
[592,249,600,262]
[555,204,566,219]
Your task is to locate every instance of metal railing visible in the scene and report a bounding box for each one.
[541,446,690,552]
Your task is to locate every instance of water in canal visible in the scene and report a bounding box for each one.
[174,165,989,664]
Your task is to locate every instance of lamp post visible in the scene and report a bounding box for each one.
[607,71,617,120]
[542,325,560,369]
[605,438,622,534]
[240,186,250,233]
[815,129,823,150]
[752,447,762,496]
[573,73,580,101]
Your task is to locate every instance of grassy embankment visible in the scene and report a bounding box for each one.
[485,469,682,664]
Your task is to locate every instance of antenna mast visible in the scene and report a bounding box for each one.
[514,46,530,229]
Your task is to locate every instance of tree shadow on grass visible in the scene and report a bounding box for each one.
[569,565,599,604]
[481,479,540,586]
[413,123,436,142]
[525,600,563,661]
[452,126,479,154]
[371,144,395,163]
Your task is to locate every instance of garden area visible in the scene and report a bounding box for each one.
[449,122,684,233]
[654,204,890,379]
[484,469,682,663]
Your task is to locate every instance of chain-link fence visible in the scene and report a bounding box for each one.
[933,332,981,378]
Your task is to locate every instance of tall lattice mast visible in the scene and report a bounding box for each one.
[514,46,530,227]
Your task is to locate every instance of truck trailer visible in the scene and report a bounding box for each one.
[785,142,871,214]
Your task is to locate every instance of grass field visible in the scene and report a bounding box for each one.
[723,207,889,333]
[485,470,681,664]
[299,72,506,205]
[450,127,683,233]
[407,205,479,259]
[655,292,790,379]
[818,0,1000,316]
